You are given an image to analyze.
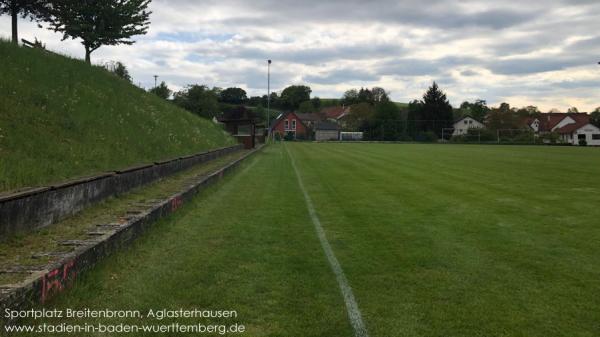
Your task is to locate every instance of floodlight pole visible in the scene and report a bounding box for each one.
[153,75,159,88]
[267,60,272,141]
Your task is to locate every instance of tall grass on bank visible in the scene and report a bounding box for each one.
[0,40,235,192]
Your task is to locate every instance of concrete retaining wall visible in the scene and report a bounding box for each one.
[0,146,262,322]
[0,145,243,239]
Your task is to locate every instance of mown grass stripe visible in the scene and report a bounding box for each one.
[285,144,369,337]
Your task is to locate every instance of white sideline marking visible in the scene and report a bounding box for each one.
[285,145,369,337]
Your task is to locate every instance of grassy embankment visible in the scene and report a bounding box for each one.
[0,40,235,192]
[16,143,600,337]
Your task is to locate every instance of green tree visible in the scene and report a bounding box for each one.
[407,99,424,139]
[297,101,316,114]
[0,0,47,44]
[371,87,390,103]
[486,103,520,131]
[173,85,219,119]
[254,104,266,122]
[371,101,402,140]
[311,97,321,109]
[112,61,131,82]
[567,107,579,113]
[419,82,453,137]
[459,100,489,121]
[247,96,263,107]
[341,89,359,106]
[219,87,247,104]
[515,105,540,117]
[280,85,311,110]
[346,102,375,131]
[357,88,374,104]
[591,108,600,127]
[342,87,389,106]
[46,0,151,64]
[149,81,171,100]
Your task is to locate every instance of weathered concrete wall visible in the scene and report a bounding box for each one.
[0,146,262,326]
[0,145,243,239]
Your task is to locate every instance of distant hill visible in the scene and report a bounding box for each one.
[0,40,235,192]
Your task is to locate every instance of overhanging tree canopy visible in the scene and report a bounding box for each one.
[46,0,151,64]
[0,0,47,44]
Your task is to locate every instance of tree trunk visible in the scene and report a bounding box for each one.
[85,45,91,64]
[11,5,18,44]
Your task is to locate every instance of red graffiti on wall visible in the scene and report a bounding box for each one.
[170,196,183,212]
[41,260,76,303]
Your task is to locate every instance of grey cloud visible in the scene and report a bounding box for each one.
[555,79,600,89]
[487,57,590,75]
[377,57,480,77]
[210,0,539,30]
[201,43,405,65]
[303,69,380,85]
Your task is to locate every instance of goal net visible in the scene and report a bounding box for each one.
[496,129,536,144]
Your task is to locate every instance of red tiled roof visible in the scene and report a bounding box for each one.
[321,106,349,120]
[529,113,590,132]
[295,113,323,122]
[553,114,591,134]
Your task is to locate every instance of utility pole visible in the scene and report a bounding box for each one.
[267,60,272,141]
[153,75,159,88]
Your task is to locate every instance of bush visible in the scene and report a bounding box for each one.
[579,139,587,146]
[274,132,282,141]
[284,131,295,141]
[540,132,560,144]
[511,131,536,144]
[452,128,496,143]
[416,131,438,143]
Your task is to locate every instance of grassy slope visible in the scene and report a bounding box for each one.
[16,143,600,336]
[0,41,235,192]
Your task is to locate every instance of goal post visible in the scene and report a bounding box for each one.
[444,128,484,143]
[441,128,454,142]
[496,129,536,144]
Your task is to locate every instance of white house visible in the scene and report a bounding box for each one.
[568,124,600,146]
[527,113,600,146]
[452,116,485,136]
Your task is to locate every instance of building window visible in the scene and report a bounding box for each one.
[292,120,297,130]
[593,134,600,140]
[284,120,289,130]
[578,134,586,140]
[464,120,468,124]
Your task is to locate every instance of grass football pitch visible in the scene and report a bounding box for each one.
[23,143,600,337]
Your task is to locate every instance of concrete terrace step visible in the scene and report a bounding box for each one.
[0,147,262,318]
[0,145,243,239]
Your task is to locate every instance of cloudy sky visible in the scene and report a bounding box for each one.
[2,0,600,111]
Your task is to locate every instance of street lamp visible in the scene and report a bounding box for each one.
[153,75,159,88]
[267,60,272,140]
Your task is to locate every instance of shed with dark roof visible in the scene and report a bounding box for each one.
[315,121,340,141]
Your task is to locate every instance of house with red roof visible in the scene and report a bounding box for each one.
[271,109,345,140]
[321,106,350,120]
[271,112,318,140]
[527,113,600,145]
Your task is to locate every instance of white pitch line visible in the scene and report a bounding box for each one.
[285,145,369,337]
